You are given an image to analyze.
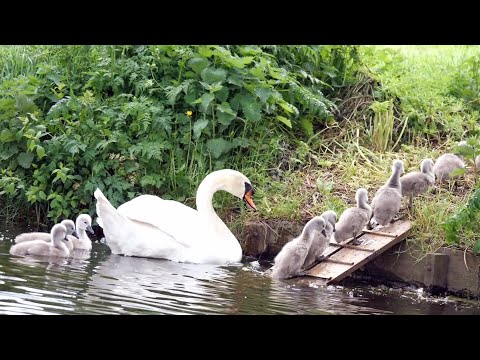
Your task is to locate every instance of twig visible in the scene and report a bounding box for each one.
[362,229,398,238]
[464,245,469,271]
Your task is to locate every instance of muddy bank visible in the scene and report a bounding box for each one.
[239,219,480,300]
[238,219,305,260]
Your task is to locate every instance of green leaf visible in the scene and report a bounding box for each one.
[38,191,46,200]
[0,129,15,142]
[17,152,34,169]
[237,46,261,56]
[187,57,210,74]
[237,95,262,122]
[225,56,254,69]
[36,145,46,159]
[192,93,215,112]
[279,100,295,114]
[474,240,480,256]
[216,102,237,126]
[27,139,36,152]
[200,67,227,84]
[207,138,232,159]
[268,67,288,81]
[227,75,243,87]
[197,46,213,58]
[253,86,272,103]
[193,119,209,139]
[300,118,314,136]
[215,86,229,102]
[217,102,236,115]
[276,116,292,128]
[0,143,18,160]
[449,168,467,178]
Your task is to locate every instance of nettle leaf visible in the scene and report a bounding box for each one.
[165,85,183,105]
[216,102,237,126]
[300,118,314,136]
[232,137,251,148]
[242,100,262,122]
[253,86,272,103]
[187,57,211,74]
[215,86,229,103]
[226,56,254,69]
[207,138,232,159]
[193,119,209,139]
[18,152,34,169]
[276,116,292,128]
[192,93,215,113]
[201,67,227,84]
[227,74,243,87]
[198,46,214,58]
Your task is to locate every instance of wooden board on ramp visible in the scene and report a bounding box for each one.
[306,219,412,284]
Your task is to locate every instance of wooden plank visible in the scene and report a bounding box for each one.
[306,220,412,283]
[423,253,449,289]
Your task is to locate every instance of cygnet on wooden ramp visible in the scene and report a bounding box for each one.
[369,159,404,229]
[303,210,336,270]
[400,158,435,209]
[334,188,372,245]
[271,216,327,280]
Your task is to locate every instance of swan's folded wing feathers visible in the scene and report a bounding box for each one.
[117,195,199,248]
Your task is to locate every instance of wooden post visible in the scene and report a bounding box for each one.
[423,253,449,292]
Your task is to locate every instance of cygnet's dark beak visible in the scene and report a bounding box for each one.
[322,229,327,237]
[86,225,95,235]
[64,236,69,242]
[72,230,79,239]
[332,224,336,233]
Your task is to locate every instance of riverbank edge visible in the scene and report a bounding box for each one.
[240,219,480,300]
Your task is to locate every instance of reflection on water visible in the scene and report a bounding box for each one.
[0,223,479,315]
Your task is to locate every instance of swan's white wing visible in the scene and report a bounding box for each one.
[117,195,200,248]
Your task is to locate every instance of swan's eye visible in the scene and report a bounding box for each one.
[244,182,254,195]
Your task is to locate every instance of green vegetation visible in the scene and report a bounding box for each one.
[0,45,357,223]
[2,45,480,258]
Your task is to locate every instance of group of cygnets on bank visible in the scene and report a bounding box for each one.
[270,140,471,279]
[9,142,471,281]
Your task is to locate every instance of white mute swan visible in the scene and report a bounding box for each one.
[94,169,257,265]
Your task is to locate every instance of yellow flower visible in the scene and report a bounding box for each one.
[186,110,193,117]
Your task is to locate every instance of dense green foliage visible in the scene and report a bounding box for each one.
[0,45,358,223]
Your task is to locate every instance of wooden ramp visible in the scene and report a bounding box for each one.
[306,219,412,285]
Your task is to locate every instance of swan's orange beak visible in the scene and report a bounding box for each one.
[243,190,257,211]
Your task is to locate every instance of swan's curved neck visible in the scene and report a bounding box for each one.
[196,174,236,243]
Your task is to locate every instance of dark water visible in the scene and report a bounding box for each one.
[0,224,479,315]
